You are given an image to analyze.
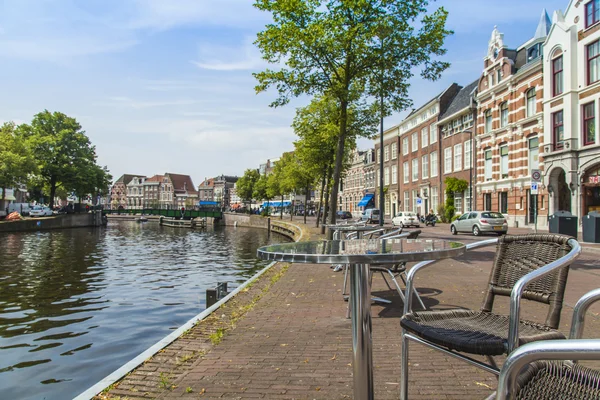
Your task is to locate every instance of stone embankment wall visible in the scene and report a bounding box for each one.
[0,212,104,233]
[221,212,301,241]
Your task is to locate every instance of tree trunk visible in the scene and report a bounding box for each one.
[304,185,309,225]
[290,197,294,221]
[49,177,57,209]
[328,99,348,226]
[1,187,6,215]
[315,170,326,228]
[280,194,284,219]
[320,168,332,235]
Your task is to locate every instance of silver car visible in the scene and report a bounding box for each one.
[450,211,508,236]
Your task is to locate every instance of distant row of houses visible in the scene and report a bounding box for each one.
[107,173,240,210]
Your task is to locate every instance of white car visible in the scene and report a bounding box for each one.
[30,206,53,217]
[392,211,420,228]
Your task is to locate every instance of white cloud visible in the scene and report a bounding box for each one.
[97,96,201,110]
[191,37,266,71]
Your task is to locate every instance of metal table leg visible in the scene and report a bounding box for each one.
[350,263,374,400]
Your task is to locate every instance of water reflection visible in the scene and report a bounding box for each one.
[0,221,288,400]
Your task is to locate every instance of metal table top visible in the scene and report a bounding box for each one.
[324,224,380,232]
[257,238,466,265]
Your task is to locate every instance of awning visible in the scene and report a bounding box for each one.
[357,194,374,207]
[198,201,218,206]
[262,201,291,207]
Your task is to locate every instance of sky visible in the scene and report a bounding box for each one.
[0,0,568,185]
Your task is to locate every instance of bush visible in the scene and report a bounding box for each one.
[451,214,460,222]
[444,205,455,223]
[437,204,446,223]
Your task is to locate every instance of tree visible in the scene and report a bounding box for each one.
[0,122,36,204]
[444,177,468,222]
[237,169,260,210]
[21,110,100,208]
[253,174,270,215]
[284,151,317,224]
[254,0,452,224]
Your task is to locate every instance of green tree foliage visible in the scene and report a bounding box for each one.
[254,0,452,223]
[0,122,36,202]
[236,169,261,207]
[444,177,468,222]
[20,110,106,208]
[253,174,270,214]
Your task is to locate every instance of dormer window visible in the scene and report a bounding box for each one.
[527,44,539,61]
[586,0,600,28]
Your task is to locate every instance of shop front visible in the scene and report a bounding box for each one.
[582,165,600,215]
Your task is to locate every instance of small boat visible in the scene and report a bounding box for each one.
[136,217,148,223]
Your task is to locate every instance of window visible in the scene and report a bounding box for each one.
[485,109,493,132]
[377,151,380,164]
[431,186,438,214]
[466,187,472,212]
[553,110,564,150]
[586,0,600,28]
[484,149,493,180]
[430,151,438,177]
[411,132,418,152]
[430,124,437,144]
[500,145,509,178]
[454,144,462,171]
[588,40,600,84]
[583,102,596,145]
[422,154,429,179]
[500,102,508,127]
[391,143,397,159]
[526,88,536,117]
[404,191,410,211]
[553,56,563,96]
[496,69,502,83]
[499,192,508,214]
[484,193,492,210]
[421,127,429,148]
[402,137,409,155]
[391,165,397,184]
[403,161,409,183]
[412,158,418,181]
[464,140,472,169]
[412,190,418,212]
[444,147,452,174]
[384,146,389,161]
[454,195,463,214]
[384,167,389,185]
[528,44,540,61]
[529,137,539,172]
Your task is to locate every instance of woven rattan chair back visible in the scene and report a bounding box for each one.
[481,234,572,329]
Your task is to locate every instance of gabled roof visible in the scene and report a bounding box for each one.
[213,175,239,183]
[114,174,145,185]
[144,174,164,183]
[166,173,197,194]
[439,80,478,120]
[534,9,551,40]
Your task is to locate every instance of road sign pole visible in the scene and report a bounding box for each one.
[534,194,538,234]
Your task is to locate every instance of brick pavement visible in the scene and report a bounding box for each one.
[153,229,600,400]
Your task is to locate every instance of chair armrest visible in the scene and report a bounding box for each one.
[380,227,403,238]
[507,238,581,353]
[497,339,600,400]
[570,288,600,339]
[402,238,498,315]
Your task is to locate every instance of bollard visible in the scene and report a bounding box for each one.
[216,282,228,299]
[206,288,217,308]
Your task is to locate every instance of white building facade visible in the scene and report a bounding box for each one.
[543,1,600,223]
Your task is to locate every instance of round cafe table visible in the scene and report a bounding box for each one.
[257,238,466,400]
[324,224,380,240]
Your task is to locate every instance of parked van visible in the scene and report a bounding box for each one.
[361,208,380,224]
[8,203,31,216]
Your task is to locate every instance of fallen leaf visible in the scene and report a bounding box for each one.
[304,358,309,363]
[476,382,493,390]
[316,387,321,391]
[280,344,288,347]
[331,354,337,360]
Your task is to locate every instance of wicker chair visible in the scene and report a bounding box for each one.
[399,234,581,400]
[496,288,600,400]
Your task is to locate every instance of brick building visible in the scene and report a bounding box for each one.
[110,174,145,209]
[198,178,215,202]
[475,15,549,228]
[543,1,600,223]
[143,175,163,208]
[126,176,145,209]
[438,80,478,215]
[339,149,367,215]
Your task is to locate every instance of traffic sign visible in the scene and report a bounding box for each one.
[416,197,423,206]
[531,169,541,182]
[531,182,539,195]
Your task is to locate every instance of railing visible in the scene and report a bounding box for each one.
[102,208,222,219]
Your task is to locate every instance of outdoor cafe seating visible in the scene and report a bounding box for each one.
[398,233,581,400]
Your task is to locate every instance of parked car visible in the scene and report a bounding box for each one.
[336,210,353,220]
[30,205,53,217]
[391,211,420,228]
[450,211,508,236]
[361,208,380,224]
[8,203,31,216]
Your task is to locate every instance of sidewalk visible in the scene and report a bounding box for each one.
[144,228,600,399]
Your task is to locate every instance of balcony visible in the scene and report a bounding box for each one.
[544,138,578,155]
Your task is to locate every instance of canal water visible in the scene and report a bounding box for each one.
[0,220,290,400]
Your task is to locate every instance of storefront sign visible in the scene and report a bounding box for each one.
[589,175,600,184]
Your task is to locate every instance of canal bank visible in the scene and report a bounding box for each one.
[0,211,105,232]
[86,219,314,400]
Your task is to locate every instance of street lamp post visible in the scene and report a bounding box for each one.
[378,34,385,226]
[465,129,474,211]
